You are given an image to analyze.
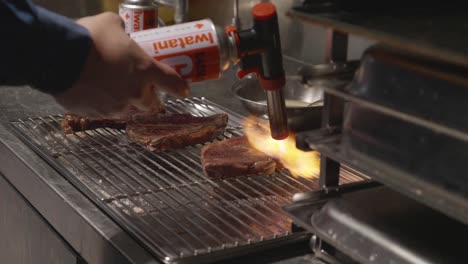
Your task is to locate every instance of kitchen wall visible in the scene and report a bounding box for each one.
[32,0,375,65]
[188,0,375,64]
[32,0,103,18]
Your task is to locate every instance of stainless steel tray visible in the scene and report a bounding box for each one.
[284,185,468,264]
[297,46,468,228]
[10,97,364,263]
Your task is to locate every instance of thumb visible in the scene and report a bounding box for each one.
[129,84,160,112]
[148,60,190,98]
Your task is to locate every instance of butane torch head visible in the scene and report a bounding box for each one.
[266,89,289,140]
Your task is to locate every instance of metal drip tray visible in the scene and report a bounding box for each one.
[10,97,365,263]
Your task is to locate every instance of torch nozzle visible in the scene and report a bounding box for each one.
[266,89,289,140]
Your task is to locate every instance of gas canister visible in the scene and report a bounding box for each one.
[131,2,289,139]
[130,19,239,83]
[119,0,159,33]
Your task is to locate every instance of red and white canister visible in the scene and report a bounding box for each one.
[119,0,159,33]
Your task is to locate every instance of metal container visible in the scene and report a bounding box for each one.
[230,64,354,132]
[283,184,468,264]
[131,19,238,83]
[231,74,323,132]
[297,45,468,228]
[119,0,159,33]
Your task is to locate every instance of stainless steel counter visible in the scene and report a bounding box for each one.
[0,87,158,263]
[0,60,313,264]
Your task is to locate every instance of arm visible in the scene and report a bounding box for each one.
[0,0,91,95]
[0,0,188,117]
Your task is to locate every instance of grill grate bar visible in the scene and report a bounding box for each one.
[10,97,367,262]
[103,127,286,238]
[275,171,317,192]
[92,127,264,243]
[109,128,293,233]
[169,100,207,117]
[140,146,288,235]
[36,116,211,253]
[73,128,231,248]
[20,118,181,257]
[159,147,293,214]
[105,133,286,238]
[190,98,248,125]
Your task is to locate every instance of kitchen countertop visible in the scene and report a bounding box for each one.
[0,58,314,264]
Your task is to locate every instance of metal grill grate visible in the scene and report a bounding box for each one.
[10,97,365,263]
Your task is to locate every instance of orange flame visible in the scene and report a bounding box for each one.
[243,118,320,179]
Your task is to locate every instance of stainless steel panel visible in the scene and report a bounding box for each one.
[0,173,79,264]
[189,0,374,64]
[286,185,468,264]
[0,88,157,264]
[288,5,468,67]
[0,86,158,264]
[295,44,468,227]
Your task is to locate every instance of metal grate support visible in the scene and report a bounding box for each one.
[10,97,366,263]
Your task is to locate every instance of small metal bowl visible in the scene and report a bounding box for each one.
[231,74,326,132]
[231,61,358,132]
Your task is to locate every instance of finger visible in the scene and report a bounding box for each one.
[100,12,125,28]
[147,60,190,98]
[129,84,159,112]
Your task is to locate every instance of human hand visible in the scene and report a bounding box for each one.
[54,12,188,117]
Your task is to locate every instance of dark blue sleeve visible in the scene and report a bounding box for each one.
[0,0,92,95]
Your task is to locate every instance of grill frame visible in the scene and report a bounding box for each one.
[9,97,364,263]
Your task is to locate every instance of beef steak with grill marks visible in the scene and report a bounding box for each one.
[200,136,277,179]
[126,113,228,152]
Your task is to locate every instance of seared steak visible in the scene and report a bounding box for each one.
[200,136,277,179]
[61,104,165,134]
[127,113,228,152]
